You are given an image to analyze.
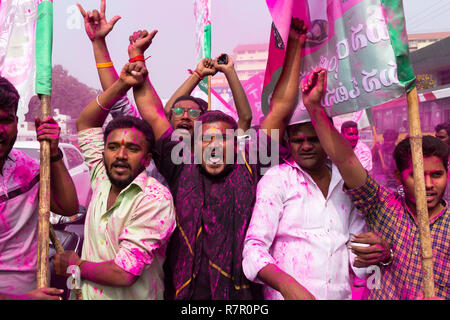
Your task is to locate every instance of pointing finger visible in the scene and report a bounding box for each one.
[76,3,87,17]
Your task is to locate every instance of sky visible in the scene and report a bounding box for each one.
[53,0,450,100]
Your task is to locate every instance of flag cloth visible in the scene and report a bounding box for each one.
[194,0,211,95]
[262,0,416,125]
[35,0,53,96]
[0,0,53,123]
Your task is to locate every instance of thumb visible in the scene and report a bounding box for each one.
[147,29,158,42]
[317,69,327,91]
[109,15,121,28]
[42,288,64,295]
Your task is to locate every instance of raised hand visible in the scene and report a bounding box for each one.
[35,117,61,157]
[301,68,327,108]
[196,57,217,78]
[213,53,235,74]
[128,29,158,58]
[119,63,148,87]
[77,0,121,42]
[289,17,308,46]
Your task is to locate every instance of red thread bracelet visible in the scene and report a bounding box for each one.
[129,55,151,63]
[188,69,203,80]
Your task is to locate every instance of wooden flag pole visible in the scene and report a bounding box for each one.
[36,94,51,289]
[406,86,435,298]
[370,124,386,169]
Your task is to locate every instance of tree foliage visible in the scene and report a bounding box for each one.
[25,65,100,122]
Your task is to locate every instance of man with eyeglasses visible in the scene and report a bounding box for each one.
[166,95,208,140]
[164,53,253,136]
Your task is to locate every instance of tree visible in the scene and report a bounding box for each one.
[26,65,100,124]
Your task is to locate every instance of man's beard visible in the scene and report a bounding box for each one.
[104,158,146,189]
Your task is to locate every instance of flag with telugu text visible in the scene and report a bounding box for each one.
[194,0,211,95]
[0,0,53,123]
[262,0,416,125]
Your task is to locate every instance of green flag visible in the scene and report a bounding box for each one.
[194,0,211,95]
[35,0,53,95]
[381,0,416,92]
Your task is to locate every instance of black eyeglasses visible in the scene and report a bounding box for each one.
[172,107,201,119]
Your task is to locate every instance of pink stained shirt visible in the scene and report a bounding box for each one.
[78,128,176,300]
[242,157,368,300]
[0,150,40,295]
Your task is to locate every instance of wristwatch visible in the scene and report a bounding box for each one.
[380,248,394,266]
[50,148,64,163]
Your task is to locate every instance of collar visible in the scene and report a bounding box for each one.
[284,155,332,172]
[106,169,149,197]
[127,170,148,193]
[284,156,342,195]
[404,198,448,226]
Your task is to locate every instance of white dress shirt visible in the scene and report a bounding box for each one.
[243,158,367,300]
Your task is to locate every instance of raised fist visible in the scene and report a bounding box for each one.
[119,63,148,87]
[128,29,158,58]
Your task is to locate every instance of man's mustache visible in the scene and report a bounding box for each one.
[111,160,131,169]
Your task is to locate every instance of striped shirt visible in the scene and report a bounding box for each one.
[0,150,40,295]
[345,174,449,299]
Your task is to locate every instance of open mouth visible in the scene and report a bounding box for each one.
[177,122,193,132]
[426,192,437,202]
[205,150,223,166]
[112,162,130,174]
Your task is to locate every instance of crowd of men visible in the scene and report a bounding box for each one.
[0,0,448,300]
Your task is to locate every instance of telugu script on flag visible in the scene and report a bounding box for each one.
[262,0,415,125]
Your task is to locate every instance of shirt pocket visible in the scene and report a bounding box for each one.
[282,192,325,231]
[432,245,450,296]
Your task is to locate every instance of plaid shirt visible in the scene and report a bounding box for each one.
[345,174,449,300]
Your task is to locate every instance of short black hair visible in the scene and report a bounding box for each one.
[435,122,450,136]
[198,110,238,131]
[104,116,155,154]
[172,95,208,115]
[341,120,358,133]
[383,128,399,141]
[394,135,449,172]
[286,117,334,138]
[0,76,20,114]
